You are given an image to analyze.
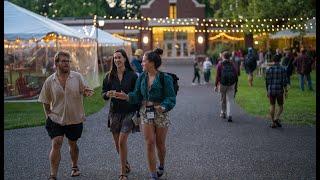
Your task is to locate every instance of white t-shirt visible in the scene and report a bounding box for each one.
[203,60,213,70]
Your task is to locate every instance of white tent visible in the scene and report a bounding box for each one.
[4,1,86,40]
[269,18,316,39]
[305,18,316,37]
[269,29,300,39]
[4,1,100,100]
[71,26,126,46]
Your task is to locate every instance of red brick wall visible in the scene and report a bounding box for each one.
[141,0,205,19]
[141,0,169,18]
[176,0,205,19]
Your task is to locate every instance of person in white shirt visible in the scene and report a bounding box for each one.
[202,57,213,84]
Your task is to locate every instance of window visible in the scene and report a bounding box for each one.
[169,5,176,19]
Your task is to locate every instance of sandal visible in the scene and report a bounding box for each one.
[125,162,131,174]
[118,174,128,180]
[48,175,57,180]
[269,122,277,128]
[275,119,282,127]
[71,166,80,177]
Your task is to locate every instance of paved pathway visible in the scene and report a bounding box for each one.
[4,62,316,180]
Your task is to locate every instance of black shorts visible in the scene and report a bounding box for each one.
[45,117,83,141]
[269,94,284,105]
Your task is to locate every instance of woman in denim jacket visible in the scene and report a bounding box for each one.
[115,50,176,180]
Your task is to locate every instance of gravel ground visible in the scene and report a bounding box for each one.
[4,61,316,180]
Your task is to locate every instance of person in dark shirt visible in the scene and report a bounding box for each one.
[192,58,200,85]
[293,48,314,91]
[281,49,294,86]
[265,54,288,128]
[114,49,176,180]
[101,49,139,180]
[244,47,258,87]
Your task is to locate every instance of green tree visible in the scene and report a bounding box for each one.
[9,0,152,19]
[200,0,315,19]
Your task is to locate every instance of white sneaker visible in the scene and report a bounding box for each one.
[191,83,196,86]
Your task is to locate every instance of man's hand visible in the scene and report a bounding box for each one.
[83,87,94,97]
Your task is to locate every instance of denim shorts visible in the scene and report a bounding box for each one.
[140,105,170,128]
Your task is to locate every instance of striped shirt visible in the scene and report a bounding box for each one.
[265,63,288,96]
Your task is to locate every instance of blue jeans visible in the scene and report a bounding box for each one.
[299,74,313,91]
[204,70,211,83]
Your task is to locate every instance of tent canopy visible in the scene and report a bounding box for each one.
[71,26,126,46]
[269,29,300,39]
[269,18,316,39]
[4,1,86,40]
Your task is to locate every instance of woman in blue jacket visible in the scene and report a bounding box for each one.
[114,49,176,180]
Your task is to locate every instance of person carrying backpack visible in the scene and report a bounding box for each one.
[114,50,176,180]
[244,47,258,87]
[214,50,238,122]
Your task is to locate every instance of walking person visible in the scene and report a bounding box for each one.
[131,49,144,76]
[192,58,201,85]
[231,51,241,97]
[281,49,294,87]
[265,54,288,128]
[293,48,314,91]
[114,50,176,180]
[244,47,258,87]
[101,49,140,180]
[214,50,238,122]
[257,49,265,77]
[203,56,213,84]
[232,50,241,76]
[38,50,94,180]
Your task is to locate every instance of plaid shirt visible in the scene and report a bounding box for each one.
[265,63,288,96]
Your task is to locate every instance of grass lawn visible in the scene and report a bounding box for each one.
[211,67,316,126]
[4,73,107,130]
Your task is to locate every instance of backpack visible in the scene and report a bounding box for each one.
[159,72,179,95]
[220,61,237,86]
[245,54,257,70]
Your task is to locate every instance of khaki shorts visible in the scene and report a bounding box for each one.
[139,105,170,128]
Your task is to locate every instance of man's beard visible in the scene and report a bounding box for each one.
[61,67,70,73]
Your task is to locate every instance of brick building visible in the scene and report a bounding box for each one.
[57,0,208,59]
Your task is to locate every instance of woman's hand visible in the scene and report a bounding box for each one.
[106,90,117,98]
[113,91,129,101]
[154,105,165,113]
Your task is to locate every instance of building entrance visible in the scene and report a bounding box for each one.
[164,40,189,57]
[152,27,195,59]
[164,32,189,58]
